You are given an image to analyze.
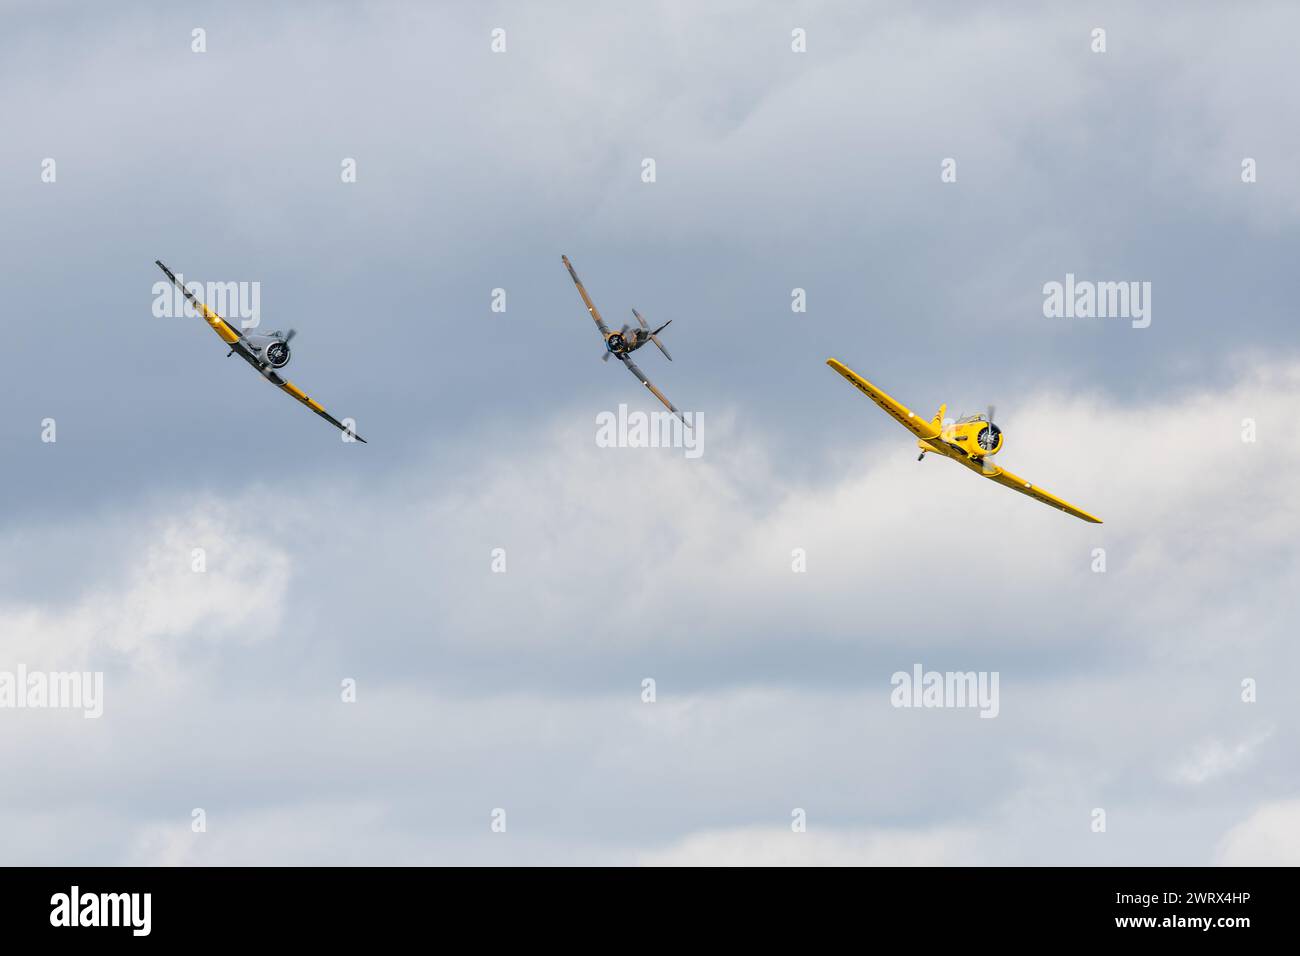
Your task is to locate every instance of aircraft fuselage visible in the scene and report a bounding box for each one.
[918,418,1003,462]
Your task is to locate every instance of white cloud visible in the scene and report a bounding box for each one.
[1216,800,1300,866]
[351,356,1300,671]
[2,359,1298,865]
[1172,727,1273,787]
[639,825,982,867]
[0,501,290,674]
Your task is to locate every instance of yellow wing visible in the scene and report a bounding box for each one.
[155,260,244,344]
[954,456,1102,523]
[271,373,367,442]
[826,358,940,441]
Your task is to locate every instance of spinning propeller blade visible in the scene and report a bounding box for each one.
[981,404,998,474]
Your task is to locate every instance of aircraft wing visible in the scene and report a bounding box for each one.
[826,358,941,442]
[265,369,367,443]
[562,255,611,335]
[954,456,1101,523]
[619,353,687,425]
[155,260,246,345]
[221,343,366,442]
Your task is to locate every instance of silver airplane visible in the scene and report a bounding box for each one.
[561,255,687,424]
[155,260,366,442]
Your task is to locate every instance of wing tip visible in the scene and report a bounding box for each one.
[826,357,855,379]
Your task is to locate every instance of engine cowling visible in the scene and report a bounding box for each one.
[264,340,291,368]
[976,423,1002,454]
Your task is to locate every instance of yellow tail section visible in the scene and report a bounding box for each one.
[917,404,946,456]
[916,404,947,457]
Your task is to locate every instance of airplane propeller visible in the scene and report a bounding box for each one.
[283,328,297,343]
[980,404,999,475]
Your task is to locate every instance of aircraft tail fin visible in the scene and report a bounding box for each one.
[933,403,947,430]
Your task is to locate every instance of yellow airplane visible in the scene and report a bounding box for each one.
[827,358,1102,523]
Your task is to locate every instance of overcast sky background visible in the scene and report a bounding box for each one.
[1,0,1298,865]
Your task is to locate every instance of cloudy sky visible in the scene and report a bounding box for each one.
[1,0,1297,865]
